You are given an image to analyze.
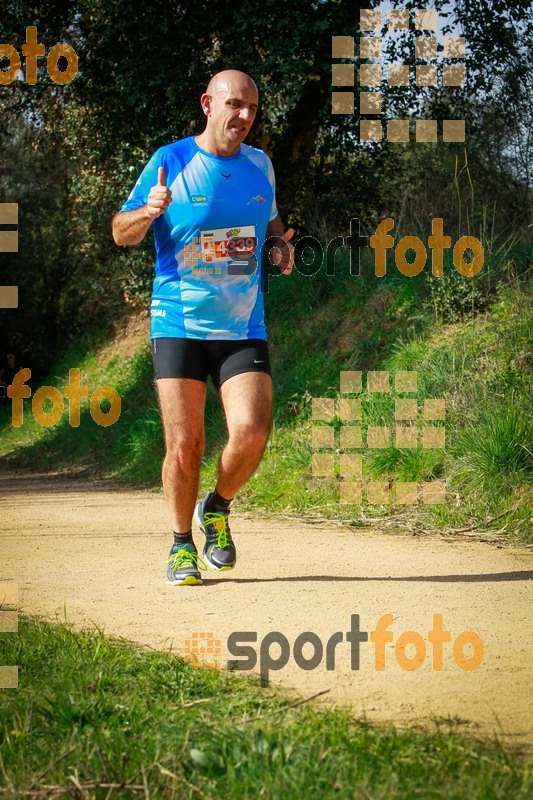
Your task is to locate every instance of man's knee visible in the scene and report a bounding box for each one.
[229,419,271,453]
[165,430,205,464]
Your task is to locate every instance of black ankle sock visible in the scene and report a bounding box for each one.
[206,488,232,513]
[173,530,193,547]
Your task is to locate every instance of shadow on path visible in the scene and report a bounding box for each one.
[205,570,533,586]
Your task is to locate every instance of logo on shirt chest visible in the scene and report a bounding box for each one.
[247,194,266,205]
[190,193,224,205]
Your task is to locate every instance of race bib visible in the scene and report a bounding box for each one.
[200,225,257,269]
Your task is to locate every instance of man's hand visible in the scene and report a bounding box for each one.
[270,228,295,274]
[112,166,172,245]
[146,167,172,218]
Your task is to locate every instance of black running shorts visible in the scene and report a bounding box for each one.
[151,338,271,390]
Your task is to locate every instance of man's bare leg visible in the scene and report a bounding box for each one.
[156,378,207,532]
[216,371,273,500]
[191,371,272,571]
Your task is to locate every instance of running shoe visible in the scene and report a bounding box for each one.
[194,495,236,570]
[167,542,207,586]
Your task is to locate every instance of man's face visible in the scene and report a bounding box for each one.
[6,354,15,367]
[206,79,258,145]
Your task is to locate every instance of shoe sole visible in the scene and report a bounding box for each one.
[167,575,203,586]
[167,531,203,583]
[194,503,236,571]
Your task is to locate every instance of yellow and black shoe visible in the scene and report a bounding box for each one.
[194,495,236,570]
[167,543,207,586]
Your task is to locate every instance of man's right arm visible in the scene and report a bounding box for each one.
[112,167,172,246]
[112,206,155,246]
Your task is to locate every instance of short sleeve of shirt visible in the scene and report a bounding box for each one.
[120,149,163,213]
[266,155,278,222]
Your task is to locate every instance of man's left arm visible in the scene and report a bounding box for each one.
[264,214,295,274]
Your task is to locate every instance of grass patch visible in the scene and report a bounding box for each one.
[0,616,531,799]
[452,399,532,493]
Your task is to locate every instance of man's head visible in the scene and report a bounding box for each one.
[200,70,258,149]
[6,353,15,367]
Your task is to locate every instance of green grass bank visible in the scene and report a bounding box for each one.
[0,616,531,799]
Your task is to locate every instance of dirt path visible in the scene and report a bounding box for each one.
[1,467,532,745]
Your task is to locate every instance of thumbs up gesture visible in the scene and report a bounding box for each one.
[271,227,295,274]
[146,167,172,218]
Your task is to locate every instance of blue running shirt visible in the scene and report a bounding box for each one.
[120,136,278,340]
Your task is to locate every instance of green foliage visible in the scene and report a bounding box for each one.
[367,447,445,483]
[453,400,533,494]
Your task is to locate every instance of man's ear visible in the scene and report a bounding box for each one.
[200,93,211,117]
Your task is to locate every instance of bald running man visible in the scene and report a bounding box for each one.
[112,70,294,585]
